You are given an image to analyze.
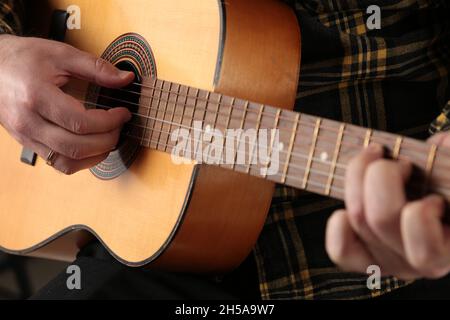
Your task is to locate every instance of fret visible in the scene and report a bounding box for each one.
[177,85,189,132]
[303,119,322,189]
[191,89,202,160]
[392,136,403,160]
[231,100,249,170]
[426,144,437,176]
[150,80,165,149]
[156,81,173,151]
[325,124,345,196]
[140,78,156,146]
[184,88,199,160]
[212,94,222,130]
[363,129,372,148]
[221,97,234,167]
[194,89,207,161]
[261,109,281,179]
[164,84,181,152]
[246,104,265,174]
[281,113,300,184]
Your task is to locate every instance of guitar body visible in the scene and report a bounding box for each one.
[0,0,300,272]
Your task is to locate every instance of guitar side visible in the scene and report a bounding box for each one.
[0,0,300,273]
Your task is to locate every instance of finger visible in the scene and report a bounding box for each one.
[335,211,420,280]
[57,46,134,88]
[22,138,109,175]
[428,132,450,147]
[345,143,383,236]
[402,195,450,278]
[364,159,412,255]
[32,115,122,159]
[326,209,376,273]
[37,85,131,134]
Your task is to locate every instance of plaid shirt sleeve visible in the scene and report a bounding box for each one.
[253,0,450,300]
[0,0,23,35]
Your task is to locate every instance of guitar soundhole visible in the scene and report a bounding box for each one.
[98,61,142,147]
[86,33,157,180]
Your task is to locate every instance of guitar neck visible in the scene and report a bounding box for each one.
[123,77,450,203]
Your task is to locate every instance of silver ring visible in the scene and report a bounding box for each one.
[45,150,58,167]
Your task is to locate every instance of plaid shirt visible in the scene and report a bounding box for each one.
[2,0,450,300]
[254,0,450,300]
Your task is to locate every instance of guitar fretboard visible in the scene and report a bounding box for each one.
[103,77,450,202]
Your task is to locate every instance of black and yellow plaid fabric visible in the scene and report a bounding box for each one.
[2,0,450,300]
[0,0,22,35]
[254,0,450,300]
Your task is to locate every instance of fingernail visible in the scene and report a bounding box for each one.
[119,71,133,79]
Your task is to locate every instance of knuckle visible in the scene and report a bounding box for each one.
[409,246,442,274]
[326,211,349,265]
[95,57,108,74]
[71,118,88,134]
[61,165,76,176]
[20,87,38,111]
[67,146,85,160]
[347,207,366,230]
[56,159,77,176]
[10,113,29,136]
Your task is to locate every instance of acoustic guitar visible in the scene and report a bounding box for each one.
[0,0,448,273]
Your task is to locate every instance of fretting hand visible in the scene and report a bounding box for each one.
[0,35,134,174]
[326,133,450,280]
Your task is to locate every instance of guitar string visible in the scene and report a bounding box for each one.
[73,99,450,194]
[71,89,440,155]
[80,97,450,179]
[120,129,450,198]
[80,99,369,172]
[125,80,447,154]
[78,95,446,174]
[68,87,436,158]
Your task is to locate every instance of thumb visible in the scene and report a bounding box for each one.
[60,46,135,88]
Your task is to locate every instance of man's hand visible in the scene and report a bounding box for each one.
[0,35,134,174]
[326,133,450,280]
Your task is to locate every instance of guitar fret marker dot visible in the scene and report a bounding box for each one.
[320,152,329,162]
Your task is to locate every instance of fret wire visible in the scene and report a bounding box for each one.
[262,109,281,179]
[363,129,373,148]
[124,117,450,200]
[77,84,434,156]
[231,101,249,170]
[212,94,222,131]
[194,89,207,160]
[246,104,265,174]
[164,83,181,152]
[140,78,156,146]
[281,113,300,184]
[132,130,347,197]
[303,119,322,189]
[80,85,448,173]
[392,136,403,160]
[150,80,165,149]
[220,97,234,168]
[156,81,173,151]
[325,124,345,196]
[107,82,443,157]
[426,144,438,177]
